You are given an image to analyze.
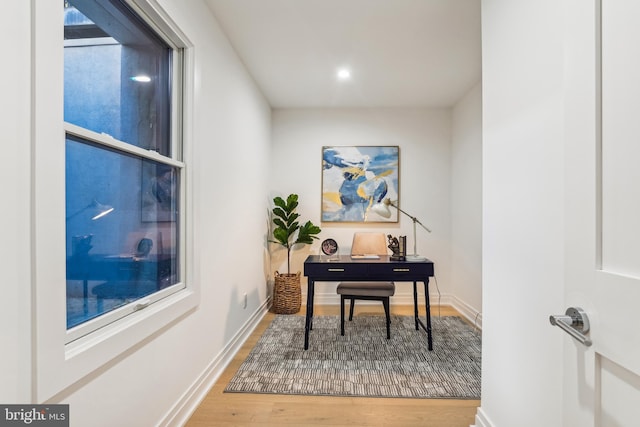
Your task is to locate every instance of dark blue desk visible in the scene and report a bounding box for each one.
[66,254,175,327]
[303,255,435,350]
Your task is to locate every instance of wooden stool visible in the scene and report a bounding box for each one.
[337,281,396,339]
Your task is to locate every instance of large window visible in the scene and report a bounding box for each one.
[64,0,184,339]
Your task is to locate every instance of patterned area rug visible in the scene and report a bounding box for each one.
[225,315,481,399]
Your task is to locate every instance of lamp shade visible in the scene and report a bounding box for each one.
[371,199,393,218]
[371,198,431,262]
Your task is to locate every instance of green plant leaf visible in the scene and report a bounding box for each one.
[273,196,286,209]
[285,212,300,225]
[286,194,299,211]
[273,228,290,247]
[295,220,321,245]
[286,222,299,237]
[273,218,287,230]
[273,207,288,220]
[270,193,321,274]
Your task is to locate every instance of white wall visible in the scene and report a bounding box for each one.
[1,0,272,425]
[270,108,454,306]
[0,0,32,404]
[451,83,483,323]
[478,0,565,426]
[1,1,485,424]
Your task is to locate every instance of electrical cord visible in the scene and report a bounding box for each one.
[433,274,442,318]
[473,312,481,332]
[433,274,481,342]
[428,274,481,346]
[472,311,482,344]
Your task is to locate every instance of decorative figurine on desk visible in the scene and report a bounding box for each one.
[387,234,406,261]
[71,234,93,256]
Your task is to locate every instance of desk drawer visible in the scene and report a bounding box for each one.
[372,264,433,280]
[304,263,370,282]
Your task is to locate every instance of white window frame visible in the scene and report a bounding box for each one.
[33,0,197,401]
[63,125,187,343]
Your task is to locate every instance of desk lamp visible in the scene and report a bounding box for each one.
[66,199,114,221]
[372,198,431,262]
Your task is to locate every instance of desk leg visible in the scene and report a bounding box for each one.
[412,281,419,330]
[423,278,433,351]
[304,279,315,350]
[83,279,89,316]
[413,279,434,351]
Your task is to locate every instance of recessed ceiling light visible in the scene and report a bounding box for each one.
[336,68,351,81]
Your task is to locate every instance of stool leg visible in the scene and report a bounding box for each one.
[340,295,345,336]
[383,297,391,339]
[349,297,355,321]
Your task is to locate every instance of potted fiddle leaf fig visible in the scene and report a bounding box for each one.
[270,194,321,314]
[271,194,322,274]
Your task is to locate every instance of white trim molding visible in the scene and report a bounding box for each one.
[472,407,495,427]
[450,294,483,330]
[307,290,450,306]
[160,300,269,427]
[305,290,482,328]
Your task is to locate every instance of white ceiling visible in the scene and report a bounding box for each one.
[204,0,482,109]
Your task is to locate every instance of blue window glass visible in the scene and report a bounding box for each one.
[66,137,180,329]
[64,0,182,331]
[64,0,172,156]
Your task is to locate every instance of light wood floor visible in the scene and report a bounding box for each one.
[185,305,480,427]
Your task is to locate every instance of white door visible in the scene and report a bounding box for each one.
[563,0,640,425]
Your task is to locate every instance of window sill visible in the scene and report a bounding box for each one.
[37,287,198,401]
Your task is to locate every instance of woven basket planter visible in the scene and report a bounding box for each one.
[272,271,301,314]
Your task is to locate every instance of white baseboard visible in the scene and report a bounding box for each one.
[159,299,269,427]
[449,294,482,330]
[472,407,494,427]
[307,291,481,329]
[308,290,450,306]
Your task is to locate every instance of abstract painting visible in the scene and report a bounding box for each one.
[141,160,177,222]
[321,146,399,222]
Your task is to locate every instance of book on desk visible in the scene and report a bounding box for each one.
[350,254,380,259]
